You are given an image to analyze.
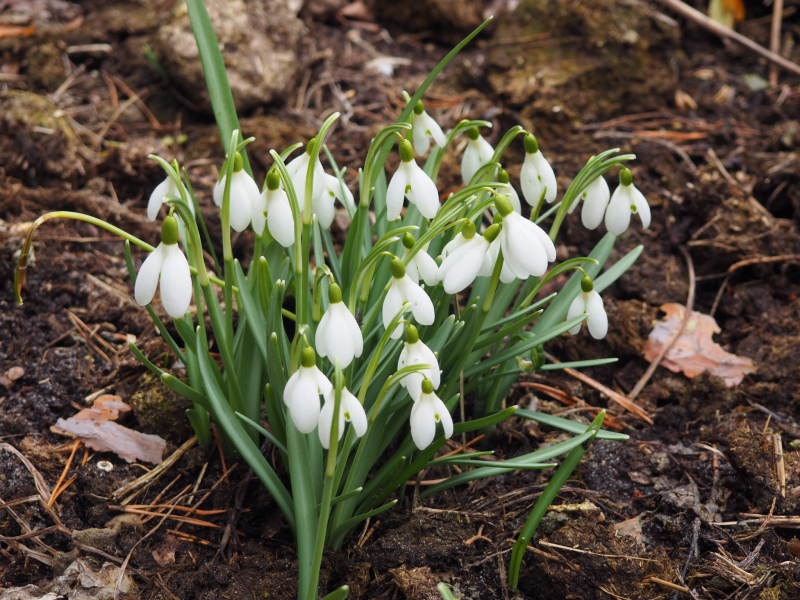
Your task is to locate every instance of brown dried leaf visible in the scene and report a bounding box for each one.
[642,303,756,386]
[51,395,166,464]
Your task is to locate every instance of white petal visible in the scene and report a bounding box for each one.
[311,366,333,395]
[284,370,300,406]
[316,304,356,367]
[212,178,224,208]
[415,251,440,287]
[533,152,557,203]
[425,113,447,148]
[315,309,333,360]
[605,186,632,236]
[417,343,440,389]
[499,260,517,283]
[461,143,482,186]
[585,291,608,339]
[344,392,367,438]
[252,190,268,235]
[631,185,651,229]
[407,164,440,219]
[147,179,171,221]
[288,376,321,434]
[386,168,407,221]
[434,397,453,439]
[312,188,335,229]
[530,218,557,263]
[400,277,435,326]
[440,239,487,294]
[410,398,436,450]
[580,177,611,229]
[412,114,431,156]
[134,244,166,307]
[441,234,468,259]
[383,281,405,338]
[404,249,420,285]
[500,183,522,214]
[520,153,543,207]
[501,214,548,278]
[338,303,363,360]
[398,345,409,371]
[318,399,335,449]
[267,190,295,247]
[159,244,193,318]
[566,294,586,335]
[228,171,259,232]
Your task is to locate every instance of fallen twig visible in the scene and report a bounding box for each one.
[113,436,197,503]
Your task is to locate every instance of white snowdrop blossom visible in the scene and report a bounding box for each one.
[484,237,518,283]
[410,378,453,450]
[134,216,192,319]
[323,173,355,216]
[318,385,367,449]
[397,325,440,401]
[252,170,295,247]
[387,139,440,221]
[439,220,476,260]
[496,168,521,214]
[439,224,501,294]
[286,142,326,221]
[495,194,556,280]
[520,134,557,206]
[411,100,446,156]
[316,284,363,368]
[284,347,332,434]
[212,153,260,232]
[402,233,439,286]
[575,176,611,230]
[461,127,494,185]
[567,276,608,340]
[383,257,435,339]
[604,168,651,236]
[147,175,193,221]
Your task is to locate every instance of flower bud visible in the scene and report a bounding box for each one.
[301,346,316,368]
[390,257,406,279]
[161,215,179,245]
[498,168,510,184]
[523,133,539,155]
[402,232,416,249]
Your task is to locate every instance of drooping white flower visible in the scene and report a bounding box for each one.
[411,100,446,156]
[147,175,193,221]
[575,176,611,230]
[397,325,440,401]
[461,127,494,185]
[323,173,355,216]
[496,194,556,280]
[410,378,453,450]
[387,139,440,221]
[604,168,650,236]
[567,276,608,339]
[212,153,260,232]
[438,224,501,294]
[318,385,367,449]
[283,347,332,434]
[316,283,363,368]
[440,220,476,260]
[483,237,518,283]
[402,233,439,287]
[383,257,435,339]
[252,170,295,247]
[286,142,326,219]
[496,168,521,214]
[520,134,557,206]
[134,215,192,319]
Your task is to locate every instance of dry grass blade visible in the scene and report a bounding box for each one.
[113,436,197,503]
[0,443,52,502]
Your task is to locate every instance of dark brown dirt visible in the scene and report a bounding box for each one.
[2,0,800,598]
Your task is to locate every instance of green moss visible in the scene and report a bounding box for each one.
[128,373,193,443]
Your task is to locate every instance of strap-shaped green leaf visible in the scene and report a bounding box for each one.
[515,409,628,441]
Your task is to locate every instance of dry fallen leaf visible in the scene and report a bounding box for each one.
[52,395,166,464]
[642,303,756,387]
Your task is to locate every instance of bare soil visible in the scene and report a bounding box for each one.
[2,1,800,598]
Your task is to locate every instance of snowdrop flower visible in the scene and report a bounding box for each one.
[411,100,446,156]
[461,127,494,185]
[402,233,439,287]
[440,221,476,260]
[410,378,453,450]
[316,283,363,368]
[387,139,440,221]
[496,168,521,214]
[318,384,367,449]
[323,173,355,216]
[397,325,440,401]
[286,141,325,219]
[134,215,192,319]
[574,176,611,230]
[520,134,557,206]
[604,168,650,236]
[383,257,435,339]
[567,276,608,340]
[484,237,518,283]
[252,170,295,247]
[284,347,332,434]
[212,153,260,232]
[496,194,556,280]
[147,174,193,221]
[439,224,501,294]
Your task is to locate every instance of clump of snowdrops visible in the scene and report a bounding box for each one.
[14,7,652,598]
